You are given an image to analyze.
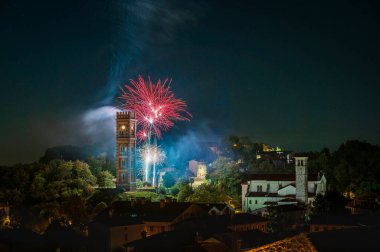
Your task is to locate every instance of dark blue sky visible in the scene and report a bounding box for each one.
[1,0,379,165]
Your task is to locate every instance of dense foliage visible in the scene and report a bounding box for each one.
[0,159,116,231]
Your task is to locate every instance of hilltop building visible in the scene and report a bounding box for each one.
[188,160,208,188]
[116,111,137,190]
[242,157,326,213]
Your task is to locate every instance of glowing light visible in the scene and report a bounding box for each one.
[121,125,126,130]
[119,75,192,140]
[139,144,165,186]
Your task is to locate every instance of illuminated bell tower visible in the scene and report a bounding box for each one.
[116,111,136,191]
[295,156,308,203]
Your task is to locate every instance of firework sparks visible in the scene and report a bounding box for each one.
[119,75,191,140]
[139,144,165,185]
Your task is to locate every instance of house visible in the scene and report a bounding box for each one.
[308,226,380,251]
[127,220,270,252]
[227,214,268,233]
[89,200,231,252]
[308,214,380,233]
[88,213,145,252]
[245,233,317,252]
[241,157,326,213]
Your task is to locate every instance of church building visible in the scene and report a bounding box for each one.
[241,157,326,213]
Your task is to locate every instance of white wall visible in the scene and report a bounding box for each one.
[278,185,296,196]
[246,196,278,212]
[241,184,248,212]
[248,181,294,193]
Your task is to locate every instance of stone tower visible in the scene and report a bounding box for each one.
[295,156,308,203]
[116,111,136,191]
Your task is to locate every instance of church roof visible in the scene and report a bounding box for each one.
[278,198,297,202]
[263,201,278,205]
[244,173,320,182]
[246,192,278,197]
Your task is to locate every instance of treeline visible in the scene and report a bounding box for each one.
[0,158,116,232]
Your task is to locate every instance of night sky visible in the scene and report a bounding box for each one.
[1,0,379,165]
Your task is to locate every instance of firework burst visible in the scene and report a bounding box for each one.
[119,75,191,140]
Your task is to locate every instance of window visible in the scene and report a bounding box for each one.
[267,183,270,192]
[255,200,258,204]
[257,185,263,192]
[149,226,153,232]
[279,183,282,189]
[125,233,128,241]
[249,200,252,204]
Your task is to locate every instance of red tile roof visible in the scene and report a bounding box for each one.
[244,173,320,182]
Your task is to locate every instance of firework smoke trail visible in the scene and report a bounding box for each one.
[119,75,192,140]
[103,0,201,104]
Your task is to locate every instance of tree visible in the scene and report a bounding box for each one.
[220,135,255,163]
[187,184,227,204]
[312,191,348,215]
[328,140,380,195]
[177,184,193,202]
[96,171,116,188]
[210,157,242,197]
[162,172,176,188]
[87,156,116,176]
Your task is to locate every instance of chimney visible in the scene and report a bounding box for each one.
[295,157,308,203]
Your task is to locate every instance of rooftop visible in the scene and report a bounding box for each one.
[244,173,321,182]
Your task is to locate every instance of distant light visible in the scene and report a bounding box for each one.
[121,125,126,130]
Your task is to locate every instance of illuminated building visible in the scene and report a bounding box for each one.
[241,157,327,213]
[116,111,136,190]
[188,161,208,188]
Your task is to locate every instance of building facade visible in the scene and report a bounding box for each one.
[116,111,136,190]
[242,157,326,213]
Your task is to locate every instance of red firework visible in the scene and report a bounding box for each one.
[119,75,191,140]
